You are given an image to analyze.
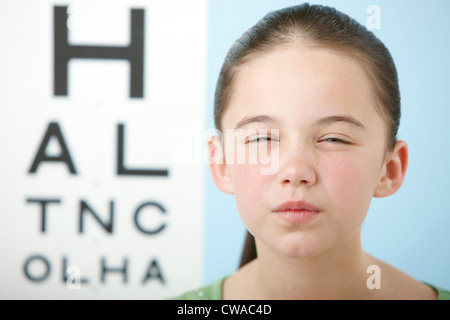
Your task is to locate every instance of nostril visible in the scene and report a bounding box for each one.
[282,179,310,185]
[279,160,317,187]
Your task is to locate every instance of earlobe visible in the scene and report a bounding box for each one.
[208,136,234,195]
[374,140,408,198]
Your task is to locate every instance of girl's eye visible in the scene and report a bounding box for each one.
[246,136,277,144]
[320,137,351,144]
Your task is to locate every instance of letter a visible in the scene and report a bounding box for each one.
[366,265,381,289]
[29,122,77,174]
[366,5,381,30]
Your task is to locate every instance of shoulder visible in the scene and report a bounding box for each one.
[169,277,226,300]
[367,256,439,299]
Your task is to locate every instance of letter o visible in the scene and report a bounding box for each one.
[24,255,51,282]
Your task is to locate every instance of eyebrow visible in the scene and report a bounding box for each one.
[234,115,278,130]
[316,115,367,131]
[233,114,367,131]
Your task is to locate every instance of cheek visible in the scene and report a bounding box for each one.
[326,159,362,197]
[227,142,277,204]
[322,153,380,220]
[229,163,272,225]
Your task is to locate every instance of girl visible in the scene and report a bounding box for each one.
[175,3,450,299]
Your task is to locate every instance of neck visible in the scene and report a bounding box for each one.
[252,229,374,299]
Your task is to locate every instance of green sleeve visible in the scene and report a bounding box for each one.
[169,277,225,300]
[424,283,450,300]
[437,287,450,300]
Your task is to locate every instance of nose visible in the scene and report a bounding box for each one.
[278,151,317,187]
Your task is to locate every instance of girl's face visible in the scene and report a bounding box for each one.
[218,46,394,258]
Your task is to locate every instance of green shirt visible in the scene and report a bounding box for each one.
[171,278,225,300]
[172,278,450,300]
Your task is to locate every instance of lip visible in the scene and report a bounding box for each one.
[273,200,321,224]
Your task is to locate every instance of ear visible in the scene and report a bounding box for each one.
[374,140,408,198]
[208,136,234,195]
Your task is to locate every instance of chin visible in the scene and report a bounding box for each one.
[274,232,324,258]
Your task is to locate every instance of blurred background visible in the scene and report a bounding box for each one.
[1,0,449,299]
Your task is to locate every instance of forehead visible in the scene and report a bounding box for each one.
[222,45,379,129]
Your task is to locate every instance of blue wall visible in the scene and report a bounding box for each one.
[205,0,450,290]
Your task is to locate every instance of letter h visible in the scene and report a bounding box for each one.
[53,6,144,98]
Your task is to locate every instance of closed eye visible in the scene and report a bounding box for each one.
[246,136,277,144]
[320,137,351,144]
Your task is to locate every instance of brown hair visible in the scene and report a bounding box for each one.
[212,4,401,267]
[214,3,400,150]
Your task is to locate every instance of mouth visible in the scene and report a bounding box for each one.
[272,200,321,224]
